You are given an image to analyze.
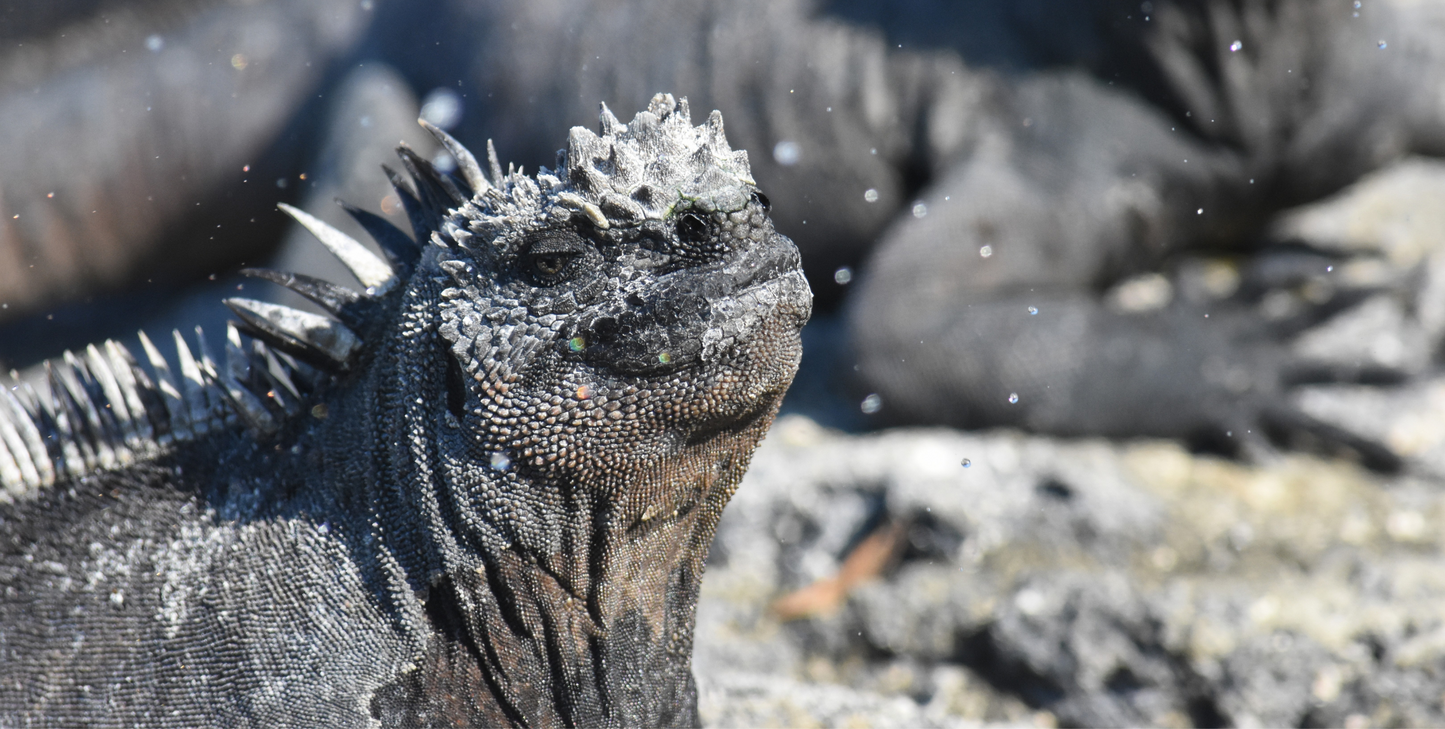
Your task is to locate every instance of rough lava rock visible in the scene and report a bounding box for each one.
[694,415,1445,728]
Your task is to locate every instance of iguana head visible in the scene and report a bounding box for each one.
[429,92,807,451]
[386,93,809,555]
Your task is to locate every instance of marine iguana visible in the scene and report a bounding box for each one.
[0,93,811,727]
[846,0,1445,465]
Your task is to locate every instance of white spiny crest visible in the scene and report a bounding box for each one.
[276,203,396,294]
[459,93,755,242]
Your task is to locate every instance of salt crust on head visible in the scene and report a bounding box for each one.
[456,93,756,244]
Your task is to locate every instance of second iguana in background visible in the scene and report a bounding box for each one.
[0,93,811,728]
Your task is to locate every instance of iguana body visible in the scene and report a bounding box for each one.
[848,0,1445,461]
[0,94,811,727]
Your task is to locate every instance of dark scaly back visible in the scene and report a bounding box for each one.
[0,93,811,727]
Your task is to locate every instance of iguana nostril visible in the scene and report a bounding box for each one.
[592,316,619,338]
[676,212,708,242]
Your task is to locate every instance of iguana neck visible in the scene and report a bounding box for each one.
[299,309,780,727]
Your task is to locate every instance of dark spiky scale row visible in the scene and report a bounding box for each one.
[2,333,192,497]
[2,322,317,499]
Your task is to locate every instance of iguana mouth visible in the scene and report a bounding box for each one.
[560,242,809,378]
[727,235,803,292]
[703,268,812,356]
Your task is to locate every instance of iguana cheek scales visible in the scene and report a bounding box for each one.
[1,93,809,728]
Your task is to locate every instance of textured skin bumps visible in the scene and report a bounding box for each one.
[0,93,811,727]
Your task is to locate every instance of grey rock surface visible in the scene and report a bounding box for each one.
[694,415,1445,727]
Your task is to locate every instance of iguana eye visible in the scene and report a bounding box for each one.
[521,231,589,285]
[533,254,568,276]
[750,190,770,211]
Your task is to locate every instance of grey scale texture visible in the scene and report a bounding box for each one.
[0,93,812,727]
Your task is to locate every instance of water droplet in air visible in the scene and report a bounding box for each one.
[1197,208,1204,215]
[1027,306,1038,315]
[912,202,928,218]
[1008,393,1019,404]
[420,88,464,130]
[979,245,993,258]
[773,141,801,166]
[145,35,164,52]
[834,267,853,285]
[1378,40,1387,49]
[961,458,972,468]
[863,188,879,203]
[860,394,882,414]
[1326,265,1334,272]
[1229,40,1243,52]
[489,452,512,471]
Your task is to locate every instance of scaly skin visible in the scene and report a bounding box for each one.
[0,93,811,727]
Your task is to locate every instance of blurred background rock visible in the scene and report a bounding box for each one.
[2,1,1443,725]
